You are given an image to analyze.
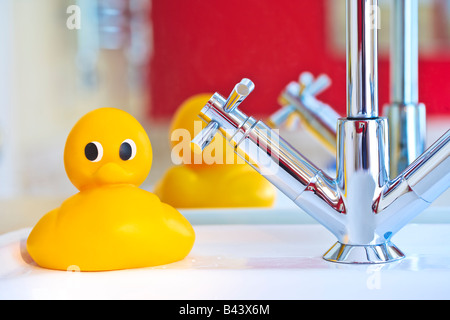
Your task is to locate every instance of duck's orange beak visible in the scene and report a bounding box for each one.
[93,162,133,186]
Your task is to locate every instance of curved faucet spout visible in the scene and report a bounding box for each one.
[374,130,450,237]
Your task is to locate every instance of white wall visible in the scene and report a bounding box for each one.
[0,0,149,197]
[0,0,21,197]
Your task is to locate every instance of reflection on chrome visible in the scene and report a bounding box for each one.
[191,0,449,264]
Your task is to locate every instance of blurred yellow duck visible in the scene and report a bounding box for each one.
[27,108,195,272]
[154,94,276,208]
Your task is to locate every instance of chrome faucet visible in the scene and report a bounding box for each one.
[191,0,450,264]
[268,72,339,154]
[384,0,426,177]
[75,0,151,89]
[270,0,426,177]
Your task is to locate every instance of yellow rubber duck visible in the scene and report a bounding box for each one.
[27,108,195,272]
[154,94,276,208]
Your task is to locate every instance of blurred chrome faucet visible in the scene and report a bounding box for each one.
[268,72,339,154]
[192,0,450,264]
[270,0,426,177]
[384,0,426,177]
[75,0,151,89]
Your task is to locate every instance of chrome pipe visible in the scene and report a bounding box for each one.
[346,0,379,118]
[223,79,255,113]
[401,130,450,203]
[191,121,219,154]
[391,0,419,104]
[373,130,450,240]
[384,0,426,177]
[385,104,426,176]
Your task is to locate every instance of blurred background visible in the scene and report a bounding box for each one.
[0,0,449,203]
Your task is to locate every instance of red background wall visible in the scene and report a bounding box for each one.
[149,0,450,119]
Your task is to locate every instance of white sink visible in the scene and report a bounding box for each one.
[1,221,450,300]
[1,185,449,300]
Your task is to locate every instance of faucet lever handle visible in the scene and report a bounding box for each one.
[268,105,297,128]
[304,74,331,97]
[191,121,220,154]
[272,72,334,131]
[223,78,255,113]
[298,72,314,93]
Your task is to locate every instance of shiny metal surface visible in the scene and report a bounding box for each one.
[390,0,419,104]
[191,121,219,153]
[400,130,450,203]
[323,241,405,264]
[75,0,151,89]
[223,78,255,113]
[270,73,333,127]
[384,0,426,177]
[270,75,339,153]
[268,105,296,129]
[192,80,449,264]
[190,0,449,264]
[346,0,379,118]
[270,0,426,175]
[192,79,449,263]
[385,103,426,177]
[269,0,381,149]
[195,92,347,235]
[372,130,450,244]
[335,118,389,245]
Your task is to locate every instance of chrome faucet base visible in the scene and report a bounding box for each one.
[323,242,405,264]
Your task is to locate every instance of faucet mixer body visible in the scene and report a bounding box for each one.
[192,0,450,264]
[194,84,449,264]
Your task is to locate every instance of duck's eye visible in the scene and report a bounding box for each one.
[120,139,137,161]
[85,142,103,162]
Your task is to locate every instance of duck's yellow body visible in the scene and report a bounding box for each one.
[27,108,195,271]
[155,164,276,208]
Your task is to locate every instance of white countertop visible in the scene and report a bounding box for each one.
[1,186,450,300]
[1,223,450,300]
